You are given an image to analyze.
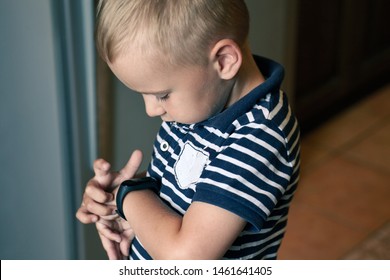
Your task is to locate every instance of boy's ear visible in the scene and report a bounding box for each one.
[210,39,242,80]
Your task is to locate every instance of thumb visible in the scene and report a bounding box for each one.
[113,149,143,186]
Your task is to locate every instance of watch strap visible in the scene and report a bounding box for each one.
[116,177,160,220]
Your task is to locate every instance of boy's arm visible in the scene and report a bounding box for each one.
[122,189,246,259]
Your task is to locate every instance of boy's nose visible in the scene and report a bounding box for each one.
[143,95,166,118]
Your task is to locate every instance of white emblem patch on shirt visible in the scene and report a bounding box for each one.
[174,142,209,189]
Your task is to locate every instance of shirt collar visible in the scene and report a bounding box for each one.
[168,55,284,132]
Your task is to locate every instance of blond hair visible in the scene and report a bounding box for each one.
[96,0,249,66]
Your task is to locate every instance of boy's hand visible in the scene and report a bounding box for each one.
[75,150,143,259]
[76,150,143,224]
[76,159,116,224]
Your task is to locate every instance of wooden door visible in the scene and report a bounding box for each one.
[293,0,390,132]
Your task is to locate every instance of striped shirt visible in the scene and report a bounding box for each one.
[129,56,300,260]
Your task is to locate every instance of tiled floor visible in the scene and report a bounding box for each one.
[278,84,390,259]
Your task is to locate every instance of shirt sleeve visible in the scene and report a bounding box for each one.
[192,120,293,232]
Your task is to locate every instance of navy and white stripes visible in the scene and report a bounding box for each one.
[129,56,300,260]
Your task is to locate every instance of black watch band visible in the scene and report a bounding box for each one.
[116,177,160,220]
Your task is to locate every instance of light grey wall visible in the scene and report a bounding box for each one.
[0,0,101,260]
[0,0,72,259]
[247,0,298,103]
[246,0,288,63]
[112,0,293,170]
[113,83,162,172]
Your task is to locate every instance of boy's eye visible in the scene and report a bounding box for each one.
[156,93,170,102]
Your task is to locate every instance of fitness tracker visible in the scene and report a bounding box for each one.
[116,177,160,220]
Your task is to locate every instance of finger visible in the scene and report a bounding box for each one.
[92,159,118,192]
[75,206,98,224]
[93,158,111,178]
[84,195,116,217]
[96,221,122,243]
[98,231,121,260]
[120,238,131,257]
[113,150,143,186]
[85,180,114,203]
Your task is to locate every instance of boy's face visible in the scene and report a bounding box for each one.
[109,52,233,124]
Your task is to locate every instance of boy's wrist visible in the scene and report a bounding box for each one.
[115,177,160,220]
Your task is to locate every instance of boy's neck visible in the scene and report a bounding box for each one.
[226,51,265,108]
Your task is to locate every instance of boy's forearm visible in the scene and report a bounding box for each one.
[121,188,246,260]
[122,189,183,259]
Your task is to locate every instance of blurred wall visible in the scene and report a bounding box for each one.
[0,0,72,259]
[0,0,98,260]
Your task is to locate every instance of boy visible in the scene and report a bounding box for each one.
[76,0,300,260]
